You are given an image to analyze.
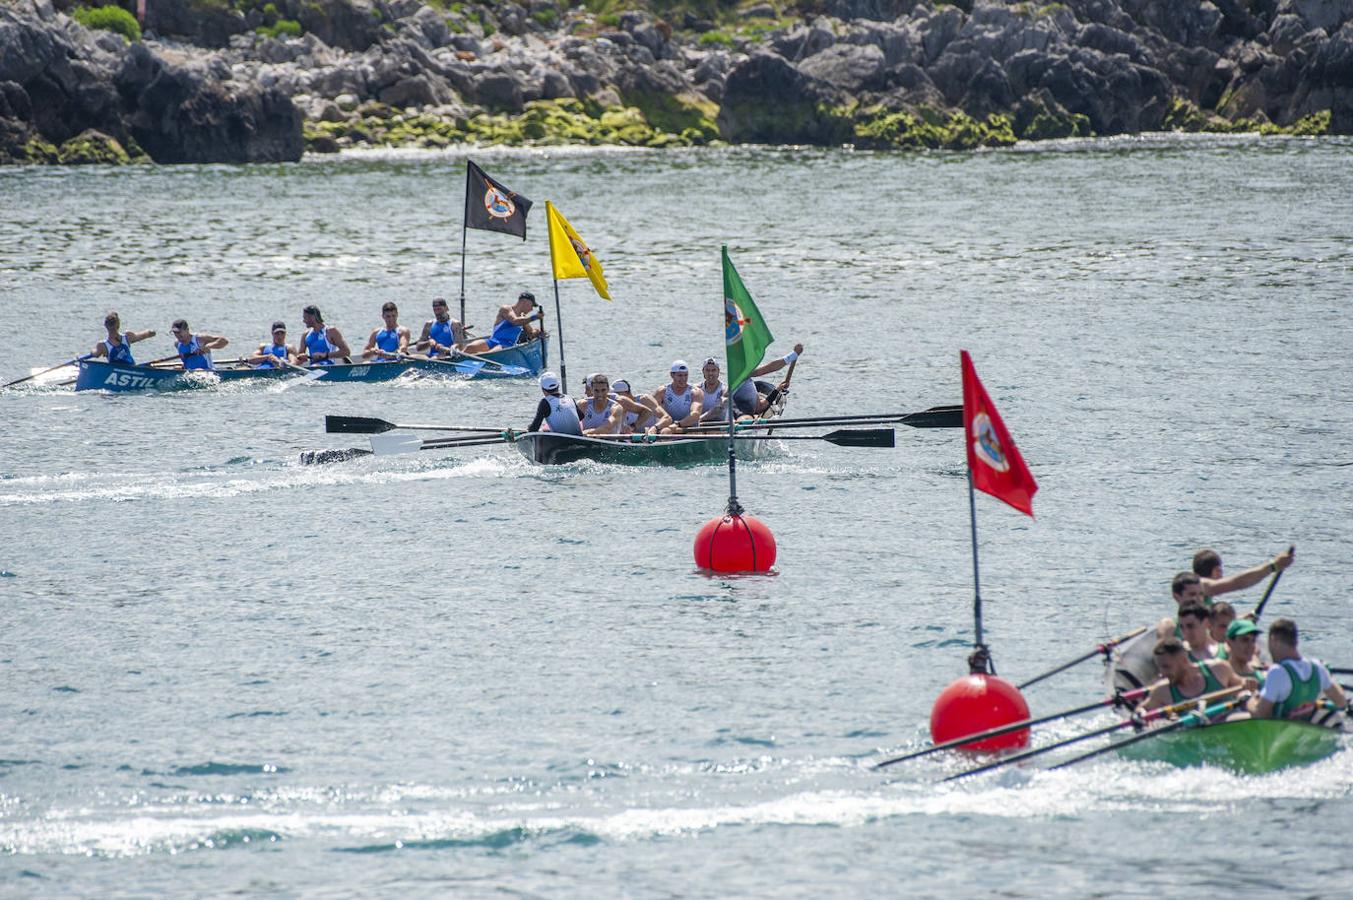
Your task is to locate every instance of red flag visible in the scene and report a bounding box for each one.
[961,350,1037,517]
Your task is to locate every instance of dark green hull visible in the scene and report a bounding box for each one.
[1115,717,1344,774]
[513,431,775,467]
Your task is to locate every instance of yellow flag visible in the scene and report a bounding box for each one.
[546,200,611,301]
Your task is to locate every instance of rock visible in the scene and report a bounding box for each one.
[928,47,987,104]
[824,0,915,22]
[717,51,848,144]
[298,0,385,52]
[379,74,452,107]
[56,127,131,164]
[143,1,247,48]
[1120,0,1224,48]
[473,68,525,110]
[771,23,836,61]
[0,80,33,121]
[742,3,777,19]
[798,43,887,91]
[120,45,303,163]
[410,5,451,48]
[917,6,966,64]
[1277,0,1353,32]
[1269,13,1314,51]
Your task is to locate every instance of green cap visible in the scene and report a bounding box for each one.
[1227,619,1261,639]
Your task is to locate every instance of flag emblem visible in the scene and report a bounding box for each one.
[971,412,1010,473]
[570,237,592,271]
[725,297,745,344]
[484,186,516,220]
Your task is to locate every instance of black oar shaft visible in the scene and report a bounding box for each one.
[326,415,504,434]
[1017,627,1149,690]
[1251,544,1294,622]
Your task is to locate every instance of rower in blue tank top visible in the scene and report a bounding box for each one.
[90,311,155,366]
[362,301,410,362]
[170,318,227,371]
[299,304,351,366]
[247,321,297,369]
[416,297,466,358]
[462,291,542,355]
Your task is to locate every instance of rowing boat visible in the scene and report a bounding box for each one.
[74,355,521,392]
[1113,715,1345,774]
[465,334,547,375]
[1105,624,1346,772]
[515,381,786,466]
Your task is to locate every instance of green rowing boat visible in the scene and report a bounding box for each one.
[1114,715,1345,774]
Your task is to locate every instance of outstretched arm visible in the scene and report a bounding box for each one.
[128,329,156,343]
[201,333,230,351]
[1202,548,1294,597]
[750,343,803,378]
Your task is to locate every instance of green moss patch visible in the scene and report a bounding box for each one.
[72,4,142,42]
[852,107,1017,150]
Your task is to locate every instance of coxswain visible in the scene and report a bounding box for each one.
[363,301,410,362]
[297,304,351,366]
[577,373,625,435]
[170,319,227,371]
[1177,602,1218,661]
[648,360,705,434]
[90,310,155,365]
[610,378,658,433]
[697,357,728,423]
[1193,547,1294,599]
[1246,618,1348,720]
[1219,619,1265,689]
[1139,638,1246,714]
[527,371,582,435]
[463,291,542,354]
[731,342,803,417]
[415,297,465,358]
[247,321,298,368]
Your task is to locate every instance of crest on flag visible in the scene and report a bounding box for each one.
[570,236,593,271]
[725,297,745,344]
[484,185,516,220]
[971,412,1010,473]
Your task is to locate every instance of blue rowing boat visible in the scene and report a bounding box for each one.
[462,334,547,375]
[74,355,525,393]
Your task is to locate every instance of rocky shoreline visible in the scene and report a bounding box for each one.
[1,0,1350,165]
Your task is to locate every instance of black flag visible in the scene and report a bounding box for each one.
[464,160,533,240]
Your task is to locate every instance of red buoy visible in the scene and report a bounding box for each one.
[929,674,1030,752]
[694,514,777,573]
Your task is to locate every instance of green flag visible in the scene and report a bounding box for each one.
[722,246,773,391]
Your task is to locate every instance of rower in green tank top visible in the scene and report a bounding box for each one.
[1138,638,1247,719]
[1247,618,1349,721]
[1218,618,1265,689]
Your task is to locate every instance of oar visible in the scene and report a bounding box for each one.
[942,686,1243,782]
[595,429,895,448]
[1250,544,1294,622]
[686,406,963,432]
[273,359,328,391]
[1328,666,1353,676]
[2,354,93,390]
[369,431,512,456]
[876,685,1151,768]
[1047,697,1244,772]
[325,415,507,435]
[1016,626,1150,690]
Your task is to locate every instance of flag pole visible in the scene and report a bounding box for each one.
[725,378,742,516]
[552,278,567,388]
[459,162,470,330]
[967,469,993,674]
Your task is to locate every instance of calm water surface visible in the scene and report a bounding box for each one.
[1,137,1351,896]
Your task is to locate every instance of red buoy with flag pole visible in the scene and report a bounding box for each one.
[694,247,777,574]
[929,351,1039,752]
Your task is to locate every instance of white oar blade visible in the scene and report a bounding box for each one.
[369,432,424,455]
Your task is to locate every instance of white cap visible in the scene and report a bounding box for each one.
[670,360,689,374]
[702,357,718,367]
[539,371,560,391]
[612,378,630,393]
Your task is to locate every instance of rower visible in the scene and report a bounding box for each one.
[1193,546,1294,600]
[577,373,624,435]
[247,321,298,368]
[610,378,658,434]
[648,360,704,434]
[697,357,728,423]
[415,297,465,359]
[298,304,351,366]
[1154,571,1207,640]
[1139,638,1245,714]
[527,371,581,435]
[363,301,410,362]
[1177,602,1217,662]
[1208,600,1237,647]
[731,342,803,417]
[1219,619,1265,689]
[90,311,155,365]
[170,319,227,371]
[1246,618,1348,720]
[463,291,542,354]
